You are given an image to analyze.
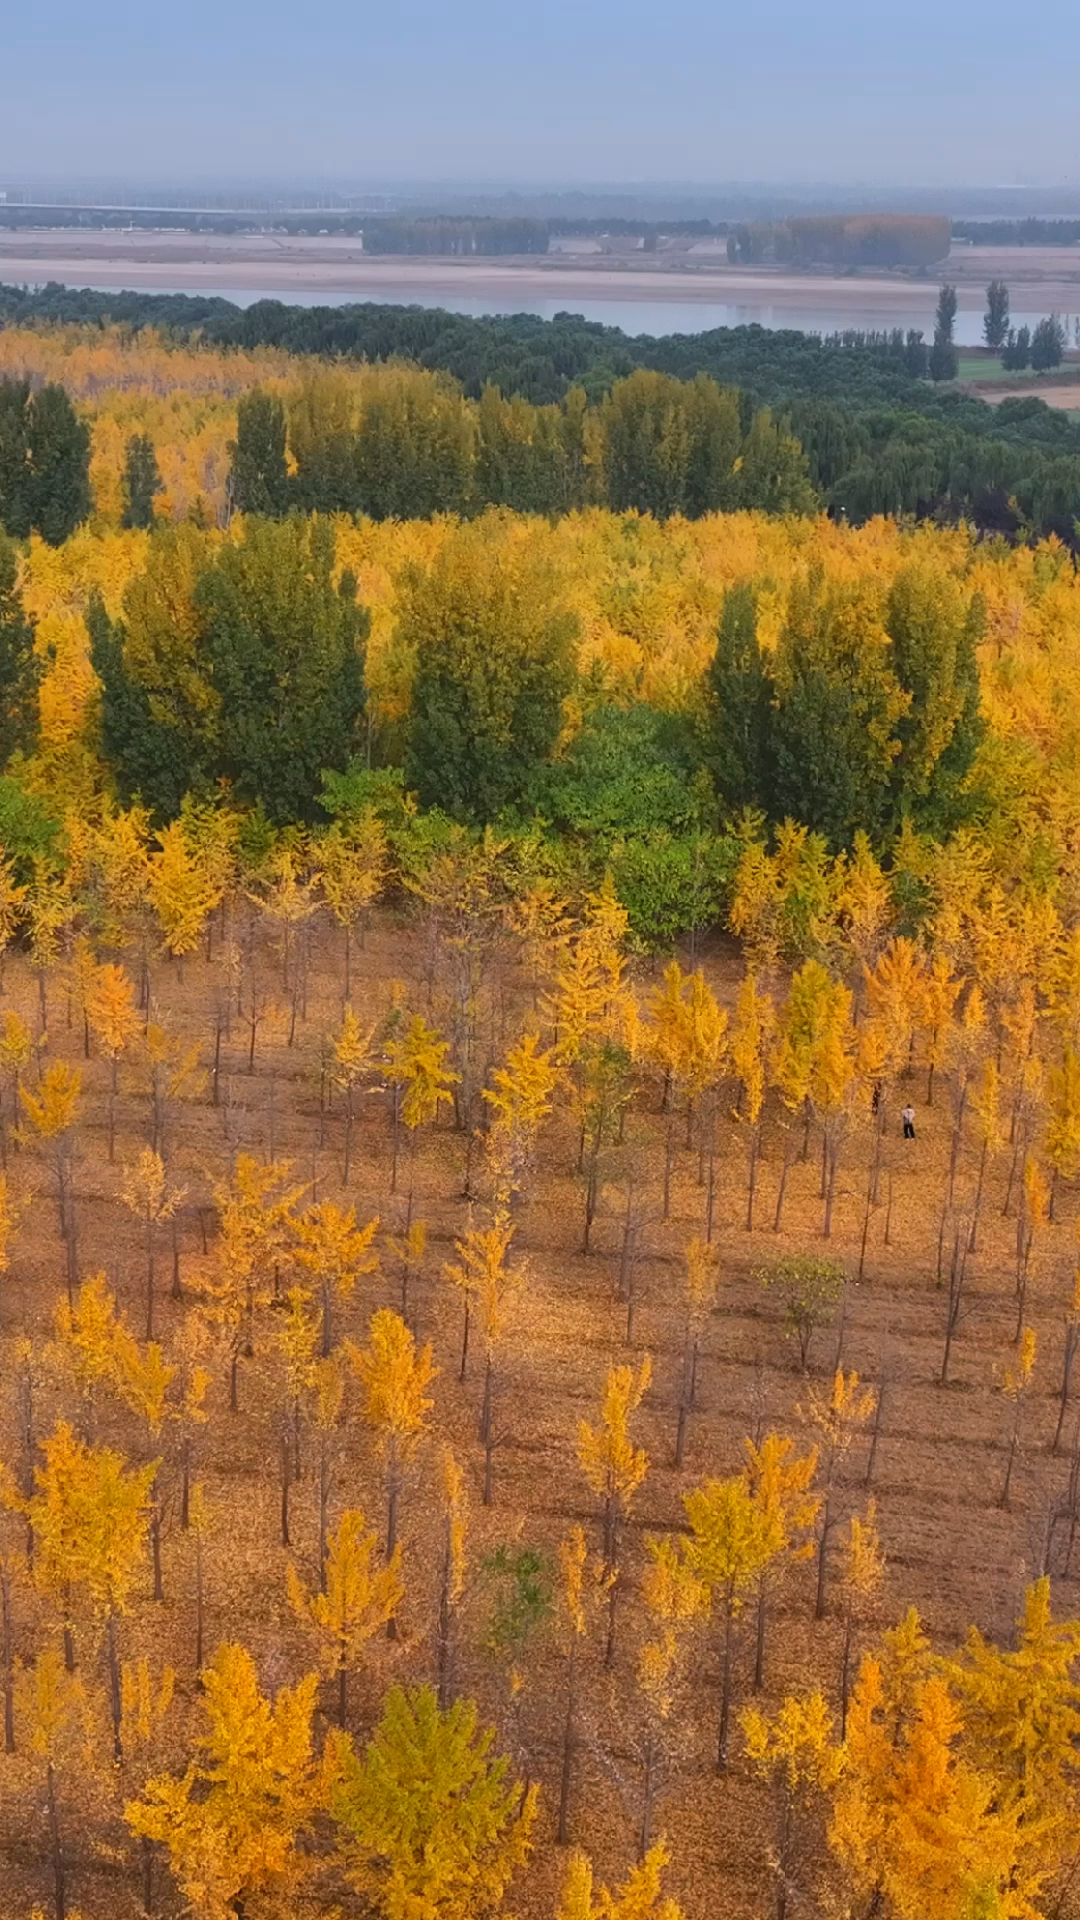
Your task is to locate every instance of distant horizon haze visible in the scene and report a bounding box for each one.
[3,0,1077,190]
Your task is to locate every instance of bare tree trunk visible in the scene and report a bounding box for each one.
[280,1432,291,1549]
[815,1491,832,1620]
[1,1564,14,1752]
[106,1611,123,1762]
[194,1529,205,1676]
[47,1760,65,1920]
[717,1593,736,1772]
[1055,1324,1079,1454]
[557,1652,577,1845]
[753,1573,767,1692]
[319,1431,331,1592]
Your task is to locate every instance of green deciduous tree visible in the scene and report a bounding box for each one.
[706,582,771,812]
[26,384,92,544]
[403,517,577,821]
[769,573,907,847]
[0,378,91,544]
[228,388,290,516]
[91,517,368,821]
[885,563,984,835]
[1031,316,1066,373]
[983,282,1010,351]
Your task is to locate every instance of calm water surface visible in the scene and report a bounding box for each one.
[41,278,1080,347]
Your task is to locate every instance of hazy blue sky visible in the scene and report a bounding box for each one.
[4,0,1077,188]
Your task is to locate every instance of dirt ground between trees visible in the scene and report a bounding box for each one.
[0,906,1075,1920]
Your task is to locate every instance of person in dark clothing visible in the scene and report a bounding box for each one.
[902,1104,916,1140]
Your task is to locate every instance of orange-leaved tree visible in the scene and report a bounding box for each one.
[126,1641,326,1920]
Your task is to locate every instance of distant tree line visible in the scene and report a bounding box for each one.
[953,218,1080,246]
[361,218,550,255]
[229,367,816,522]
[2,287,1079,543]
[727,215,950,268]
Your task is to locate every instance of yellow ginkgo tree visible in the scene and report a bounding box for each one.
[126,1642,326,1920]
[578,1357,651,1666]
[556,1840,686,1920]
[288,1508,403,1728]
[347,1308,436,1567]
[293,1199,379,1357]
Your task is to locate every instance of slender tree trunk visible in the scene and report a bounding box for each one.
[674,1326,697,1469]
[1055,1325,1079,1454]
[840,1605,854,1740]
[337,1659,348,1731]
[823,1140,839,1239]
[144,1219,156,1342]
[815,1491,832,1619]
[386,1450,401,1641]
[865,1375,885,1489]
[746,1125,759,1231]
[47,1760,65,1920]
[459,1298,471,1381]
[436,1544,453,1709]
[194,1529,204,1675]
[754,1572,768,1692]
[1,1564,14,1752]
[280,1432,291,1548]
[1000,1407,1022,1509]
[106,1611,123,1762]
[557,1657,577,1845]
[318,1432,330,1591]
[773,1132,795,1232]
[638,1733,656,1863]
[150,1494,164,1601]
[480,1355,493,1445]
[717,1592,735,1772]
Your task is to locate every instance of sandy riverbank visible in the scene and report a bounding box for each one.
[3,231,1080,320]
